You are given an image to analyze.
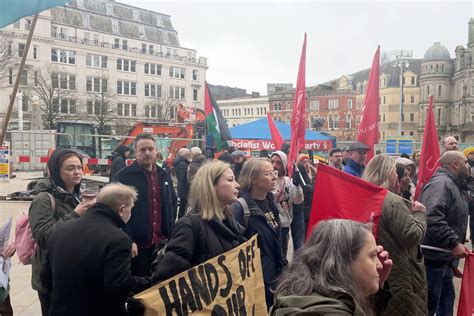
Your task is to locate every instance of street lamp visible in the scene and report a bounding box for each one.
[393,60,410,136]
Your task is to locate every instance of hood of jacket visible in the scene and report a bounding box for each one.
[272,150,288,176]
[173,155,190,167]
[47,148,83,195]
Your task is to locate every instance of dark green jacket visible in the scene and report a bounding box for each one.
[271,289,366,315]
[377,191,427,315]
[28,179,80,293]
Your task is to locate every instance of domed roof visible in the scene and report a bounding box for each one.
[423,42,451,61]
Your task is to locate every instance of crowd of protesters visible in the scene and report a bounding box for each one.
[0,133,469,315]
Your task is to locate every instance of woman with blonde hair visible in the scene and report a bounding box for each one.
[151,160,245,282]
[230,157,286,308]
[362,154,428,315]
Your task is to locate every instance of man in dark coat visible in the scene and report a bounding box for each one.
[420,151,470,316]
[109,145,130,182]
[42,183,151,316]
[113,134,177,276]
[173,148,191,218]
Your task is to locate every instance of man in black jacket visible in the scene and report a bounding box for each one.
[114,134,177,276]
[42,183,151,316]
[173,148,191,218]
[420,151,470,316]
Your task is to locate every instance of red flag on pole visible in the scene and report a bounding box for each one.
[267,113,284,150]
[357,46,380,162]
[307,163,388,239]
[414,95,440,200]
[288,33,307,177]
[457,254,474,316]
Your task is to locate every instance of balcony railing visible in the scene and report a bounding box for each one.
[51,33,207,66]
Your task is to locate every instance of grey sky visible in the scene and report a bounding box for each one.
[123,0,472,94]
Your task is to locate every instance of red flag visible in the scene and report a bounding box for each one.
[357,46,380,162]
[267,113,284,150]
[288,33,307,177]
[457,254,474,316]
[414,95,440,200]
[307,163,388,239]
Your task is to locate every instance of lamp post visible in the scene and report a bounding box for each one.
[394,60,410,136]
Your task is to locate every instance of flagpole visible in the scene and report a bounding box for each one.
[0,14,39,144]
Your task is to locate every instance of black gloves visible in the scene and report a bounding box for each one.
[292,166,301,187]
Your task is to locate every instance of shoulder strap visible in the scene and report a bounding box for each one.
[237,197,250,228]
[46,192,56,212]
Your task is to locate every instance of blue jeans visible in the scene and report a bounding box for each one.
[291,205,306,252]
[426,265,455,316]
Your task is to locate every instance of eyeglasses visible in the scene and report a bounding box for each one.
[264,170,279,177]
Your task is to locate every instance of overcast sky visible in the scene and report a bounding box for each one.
[123,0,472,94]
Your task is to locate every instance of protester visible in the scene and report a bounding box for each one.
[259,149,270,159]
[42,183,151,316]
[342,146,351,166]
[29,148,96,315]
[443,136,459,152]
[343,141,369,178]
[420,151,470,316]
[363,154,428,315]
[151,161,245,282]
[190,146,202,158]
[271,151,304,257]
[297,154,316,183]
[231,150,246,180]
[411,150,421,185]
[113,133,177,277]
[464,147,474,248]
[173,148,191,218]
[109,145,130,182]
[295,154,315,247]
[230,158,286,308]
[396,157,417,200]
[187,153,208,185]
[329,148,344,170]
[155,152,170,176]
[0,239,15,316]
[217,152,234,165]
[396,163,412,201]
[271,219,393,316]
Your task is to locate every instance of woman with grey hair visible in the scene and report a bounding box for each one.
[271,219,392,315]
[363,154,428,315]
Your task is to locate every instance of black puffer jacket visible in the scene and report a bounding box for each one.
[151,211,246,283]
[173,156,190,199]
[230,190,287,308]
[109,145,129,182]
[420,167,469,267]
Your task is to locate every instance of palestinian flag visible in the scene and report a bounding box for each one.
[205,82,232,151]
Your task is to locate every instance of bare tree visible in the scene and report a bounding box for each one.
[145,95,179,122]
[32,67,73,129]
[0,33,15,84]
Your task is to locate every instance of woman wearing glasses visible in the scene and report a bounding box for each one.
[230,158,287,309]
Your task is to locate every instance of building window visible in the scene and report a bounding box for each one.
[347,99,353,108]
[34,70,39,86]
[144,63,162,76]
[51,48,76,64]
[309,100,320,110]
[383,96,386,104]
[192,70,198,81]
[86,77,107,93]
[329,114,339,129]
[441,64,444,72]
[169,67,185,79]
[18,43,25,57]
[409,131,414,136]
[53,99,76,114]
[426,85,430,96]
[86,54,107,68]
[116,59,136,72]
[193,88,198,101]
[144,83,161,98]
[169,86,186,100]
[410,95,415,103]
[401,131,405,136]
[87,100,107,115]
[33,46,38,59]
[22,95,29,111]
[146,105,162,118]
[345,114,352,129]
[411,76,415,85]
[52,73,76,90]
[274,102,282,111]
[142,44,147,54]
[117,80,137,96]
[410,113,415,122]
[122,40,128,51]
[117,103,137,117]
[25,19,32,31]
[438,85,442,97]
[19,70,27,86]
[328,99,339,109]
[149,45,154,54]
[435,64,439,72]
[114,38,120,49]
[8,68,13,85]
